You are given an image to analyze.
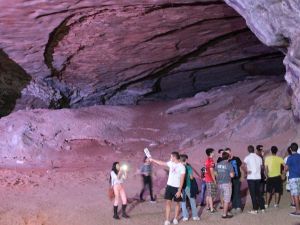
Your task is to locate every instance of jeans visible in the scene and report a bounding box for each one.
[140,175,155,201]
[232,179,241,208]
[247,179,265,210]
[181,187,198,218]
[200,181,206,205]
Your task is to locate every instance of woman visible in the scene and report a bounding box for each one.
[110,162,130,219]
[140,156,156,202]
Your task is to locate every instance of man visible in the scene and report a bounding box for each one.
[226,147,243,213]
[265,146,284,208]
[216,151,234,219]
[243,145,265,214]
[285,142,300,217]
[180,154,200,221]
[217,149,224,163]
[199,166,206,206]
[150,152,186,225]
[256,145,267,202]
[205,148,217,213]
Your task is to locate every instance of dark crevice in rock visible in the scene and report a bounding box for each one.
[142,15,240,43]
[170,52,284,75]
[103,28,251,103]
[44,14,74,79]
[144,1,224,14]
[0,49,32,117]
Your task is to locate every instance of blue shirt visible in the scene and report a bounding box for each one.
[216,161,233,184]
[286,153,300,179]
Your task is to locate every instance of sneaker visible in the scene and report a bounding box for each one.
[236,208,242,213]
[289,212,300,217]
[227,212,233,216]
[290,204,296,209]
[173,219,179,224]
[210,208,217,213]
[182,217,188,222]
[248,210,258,215]
[222,214,233,219]
[150,200,156,203]
[192,216,200,221]
[274,204,279,208]
[264,204,269,209]
[261,209,266,213]
[164,221,171,225]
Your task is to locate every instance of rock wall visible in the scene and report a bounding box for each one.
[0,50,31,117]
[224,0,300,119]
[0,0,284,111]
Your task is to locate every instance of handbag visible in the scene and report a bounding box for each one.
[108,187,115,201]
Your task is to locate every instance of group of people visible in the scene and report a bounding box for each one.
[109,142,300,225]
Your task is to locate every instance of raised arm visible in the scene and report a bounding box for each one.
[150,158,168,167]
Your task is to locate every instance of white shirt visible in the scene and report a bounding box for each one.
[110,171,125,186]
[166,161,186,188]
[244,153,262,180]
[284,156,290,177]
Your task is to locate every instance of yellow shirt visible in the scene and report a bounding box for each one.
[265,155,284,178]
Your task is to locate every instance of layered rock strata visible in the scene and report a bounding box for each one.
[0,0,284,111]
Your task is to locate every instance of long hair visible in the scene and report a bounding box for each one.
[110,161,119,185]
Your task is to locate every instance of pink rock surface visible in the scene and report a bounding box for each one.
[224,0,300,119]
[0,76,298,225]
[0,0,284,110]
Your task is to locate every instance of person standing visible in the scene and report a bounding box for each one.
[264,146,284,208]
[285,142,300,217]
[217,149,224,163]
[199,166,207,206]
[205,148,217,213]
[256,145,267,202]
[110,162,130,219]
[150,152,186,225]
[140,156,156,202]
[226,147,243,213]
[284,146,296,208]
[180,154,200,221]
[216,151,234,219]
[243,145,265,214]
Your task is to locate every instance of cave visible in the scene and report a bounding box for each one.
[0,1,298,224]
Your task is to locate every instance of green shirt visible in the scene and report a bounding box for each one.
[186,165,193,188]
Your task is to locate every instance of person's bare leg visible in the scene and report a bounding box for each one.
[174,202,180,220]
[274,193,281,205]
[266,192,271,206]
[207,196,213,211]
[293,195,300,213]
[166,200,172,222]
[223,202,229,216]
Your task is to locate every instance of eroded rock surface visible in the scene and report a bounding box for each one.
[224,0,300,119]
[0,77,296,167]
[0,0,284,110]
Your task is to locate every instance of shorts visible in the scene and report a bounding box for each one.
[206,182,217,199]
[266,176,282,194]
[219,183,232,203]
[289,178,300,196]
[164,185,182,202]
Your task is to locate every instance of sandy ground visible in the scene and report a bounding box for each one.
[0,168,299,225]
